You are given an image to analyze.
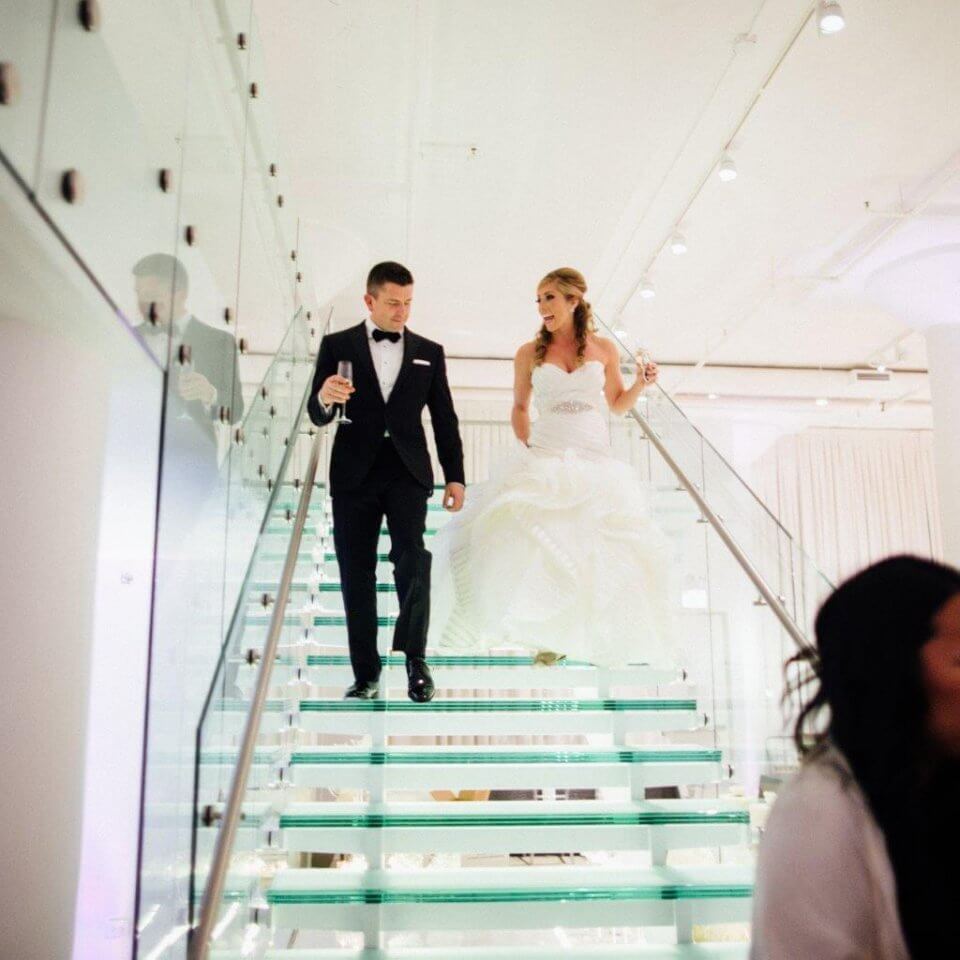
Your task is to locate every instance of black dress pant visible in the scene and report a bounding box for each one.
[332,439,431,683]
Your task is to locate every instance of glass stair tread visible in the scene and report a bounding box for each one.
[272,502,448,517]
[267,864,754,903]
[245,614,398,627]
[282,745,724,790]
[297,698,698,713]
[214,946,749,960]
[212,698,697,715]
[278,798,749,829]
[259,552,393,563]
[289,746,722,765]
[252,654,684,688]
[263,527,441,537]
[249,581,397,594]
[301,654,671,669]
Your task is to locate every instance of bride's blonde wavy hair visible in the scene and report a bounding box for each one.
[534,267,596,367]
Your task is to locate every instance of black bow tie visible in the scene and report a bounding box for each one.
[372,328,401,344]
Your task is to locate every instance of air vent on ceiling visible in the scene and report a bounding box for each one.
[847,368,899,400]
[851,368,892,383]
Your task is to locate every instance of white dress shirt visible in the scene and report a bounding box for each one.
[365,317,404,402]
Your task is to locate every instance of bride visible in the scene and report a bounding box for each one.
[429,267,675,668]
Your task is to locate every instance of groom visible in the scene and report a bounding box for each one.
[307,262,465,702]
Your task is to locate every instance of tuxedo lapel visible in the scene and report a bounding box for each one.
[387,329,417,408]
[348,322,383,405]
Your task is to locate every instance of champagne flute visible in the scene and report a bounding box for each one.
[335,360,353,424]
[636,347,653,384]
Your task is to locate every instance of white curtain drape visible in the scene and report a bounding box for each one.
[758,428,943,583]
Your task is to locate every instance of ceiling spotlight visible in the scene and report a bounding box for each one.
[670,233,688,255]
[639,278,656,300]
[817,1,846,35]
[718,155,738,182]
[815,397,829,407]
[708,393,719,400]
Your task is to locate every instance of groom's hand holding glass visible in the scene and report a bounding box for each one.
[319,371,355,409]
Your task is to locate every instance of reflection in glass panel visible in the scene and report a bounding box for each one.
[0,1,57,187]
[135,4,251,955]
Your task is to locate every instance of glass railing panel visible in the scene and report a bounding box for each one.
[135,4,251,954]
[613,366,820,802]
[238,16,298,337]
[191,399,323,954]
[700,519,804,795]
[220,310,315,687]
[615,407,804,799]
[0,1,57,187]
[193,677,283,958]
[600,319,833,643]
[37,1,192,335]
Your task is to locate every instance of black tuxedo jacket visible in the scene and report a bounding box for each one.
[307,322,465,495]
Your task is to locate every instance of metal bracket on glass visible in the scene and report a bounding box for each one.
[78,0,101,31]
[60,170,84,204]
[0,63,21,105]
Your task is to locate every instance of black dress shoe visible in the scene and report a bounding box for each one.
[344,680,380,700]
[406,657,435,703]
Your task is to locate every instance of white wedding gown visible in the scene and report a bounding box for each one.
[429,360,675,668]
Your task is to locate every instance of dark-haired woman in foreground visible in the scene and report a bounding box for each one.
[752,555,960,959]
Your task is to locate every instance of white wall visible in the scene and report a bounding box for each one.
[0,164,159,960]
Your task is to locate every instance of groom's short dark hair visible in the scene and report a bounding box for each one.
[367,261,413,295]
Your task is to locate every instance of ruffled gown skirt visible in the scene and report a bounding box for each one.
[429,443,676,669]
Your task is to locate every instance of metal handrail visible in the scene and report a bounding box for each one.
[596,315,797,544]
[189,421,325,959]
[627,406,808,651]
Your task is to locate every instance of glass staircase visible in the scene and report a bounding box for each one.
[179,336,833,960]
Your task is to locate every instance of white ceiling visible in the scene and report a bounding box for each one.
[254,0,960,382]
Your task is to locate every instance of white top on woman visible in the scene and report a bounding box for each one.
[751,745,910,960]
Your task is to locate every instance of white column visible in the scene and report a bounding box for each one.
[925,323,960,565]
[867,246,960,566]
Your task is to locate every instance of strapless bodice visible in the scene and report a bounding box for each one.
[529,360,609,455]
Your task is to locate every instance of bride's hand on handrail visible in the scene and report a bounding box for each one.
[635,351,658,386]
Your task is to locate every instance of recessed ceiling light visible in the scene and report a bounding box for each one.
[718,155,737,182]
[818,1,846,35]
[639,278,656,300]
[670,233,688,255]
[708,393,719,400]
[815,397,829,407]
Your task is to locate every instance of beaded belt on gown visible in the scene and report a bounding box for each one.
[549,400,594,414]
